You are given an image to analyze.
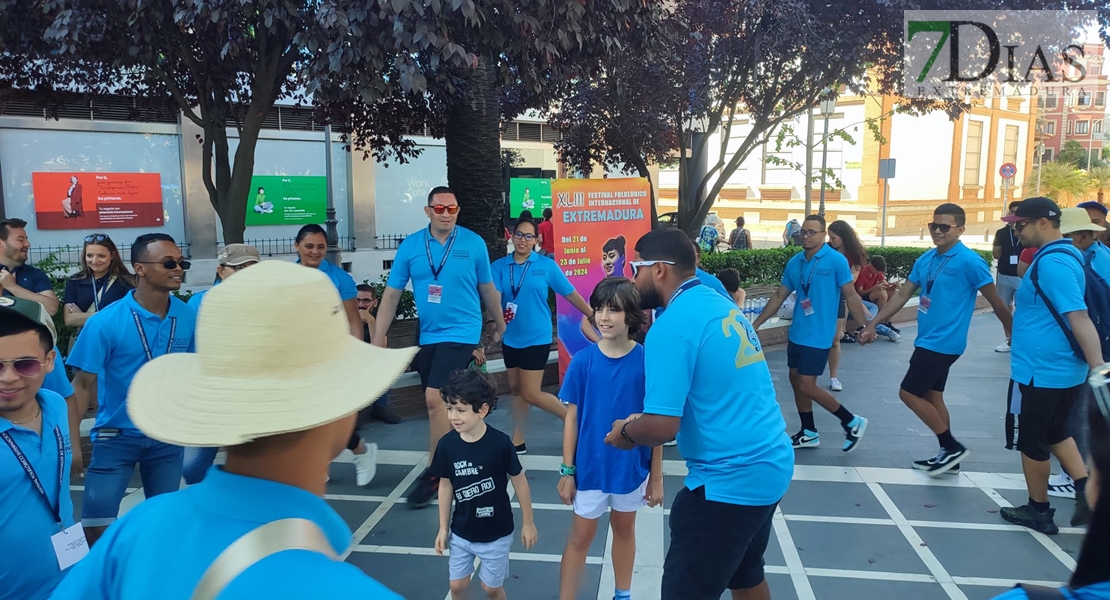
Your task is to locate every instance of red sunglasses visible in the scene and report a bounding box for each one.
[430,205,460,215]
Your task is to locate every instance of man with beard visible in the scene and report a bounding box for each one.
[0,219,59,316]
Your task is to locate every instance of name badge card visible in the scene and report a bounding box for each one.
[800,298,815,316]
[52,523,89,570]
[428,284,443,304]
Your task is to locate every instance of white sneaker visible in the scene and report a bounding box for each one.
[353,442,379,487]
[1048,472,1076,499]
[995,343,1011,353]
[829,378,843,392]
[664,439,678,447]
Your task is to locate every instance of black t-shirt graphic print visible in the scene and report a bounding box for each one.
[430,426,523,543]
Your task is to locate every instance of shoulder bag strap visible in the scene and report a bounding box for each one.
[190,518,337,600]
[1030,248,1084,352]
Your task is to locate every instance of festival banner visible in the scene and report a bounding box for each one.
[553,177,652,377]
[32,172,164,230]
[509,178,552,218]
[246,175,327,225]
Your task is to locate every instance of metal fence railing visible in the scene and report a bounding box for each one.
[29,243,193,268]
[375,234,408,249]
[241,236,356,256]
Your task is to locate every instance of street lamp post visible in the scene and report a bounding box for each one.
[818,96,837,217]
[323,123,341,267]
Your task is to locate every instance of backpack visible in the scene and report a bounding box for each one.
[1030,247,1110,363]
[784,219,802,247]
[697,225,718,254]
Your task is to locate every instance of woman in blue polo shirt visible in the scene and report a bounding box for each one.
[294,224,378,486]
[493,217,593,453]
[63,233,134,330]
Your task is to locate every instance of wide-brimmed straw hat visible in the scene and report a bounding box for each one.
[1060,208,1106,235]
[127,260,416,447]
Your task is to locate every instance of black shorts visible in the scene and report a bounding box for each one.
[661,487,778,599]
[502,343,551,371]
[1005,380,1084,462]
[900,347,961,398]
[415,342,476,390]
[787,342,829,377]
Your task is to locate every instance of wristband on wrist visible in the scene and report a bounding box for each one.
[559,463,576,476]
[620,421,637,446]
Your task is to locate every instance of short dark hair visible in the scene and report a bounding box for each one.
[519,210,534,222]
[735,217,745,228]
[934,203,966,227]
[803,214,826,229]
[355,283,375,295]
[440,368,499,414]
[295,224,327,243]
[0,218,27,241]
[716,268,741,294]
[427,186,455,205]
[634,229,695,274]
[1008,200,1023,212]
[543,208,553,220]
[513,216,537,233]
[0,314,53,353]
[589,277,646,337]
[131,233,177,265]
[869,255,887,272]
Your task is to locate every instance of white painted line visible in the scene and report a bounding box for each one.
[783,514,894,526]
[324,494,390,503]
[343,458,427,561]
[962,471,1029,491]
[908,519,1088,535]
[977,487,1078,571]
[805,567,937,584]
[952,576,1067,588]
[772,507,817,600]
[867,483,967,600]
[795,465,863,483]
[855,467,970,488]
[351,544,602,564]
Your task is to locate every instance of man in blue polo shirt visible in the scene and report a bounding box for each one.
[0,218,60,316]
[859,204,1013,475]
[604,228,793,600]
[0,297,83,600]
[68,233,196,546]
[998,197,1103,534]
[372,186,506,509]
[753,214,871,452]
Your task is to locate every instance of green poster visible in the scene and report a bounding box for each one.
[246,175,327,225]
[509,178,552,218]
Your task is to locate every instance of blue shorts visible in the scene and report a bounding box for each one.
[83,430,183,527]
[787,342,829,377]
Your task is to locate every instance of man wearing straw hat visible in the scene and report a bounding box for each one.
[50,261,413,599]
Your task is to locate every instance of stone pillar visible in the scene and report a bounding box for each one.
[349,151,377,250]
[179,114,218,259]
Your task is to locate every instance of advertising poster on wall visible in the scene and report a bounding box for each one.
[553,177,651,377]
[246,175,327,226]
[509,178,552,218]
[32,172,164,230]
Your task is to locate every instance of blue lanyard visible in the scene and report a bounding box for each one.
[509,260,532,301]
[1,426,65,526]
[425,227,459,283]
[668,278,702,306]
[798,254,823,298]
[131,310,177,362]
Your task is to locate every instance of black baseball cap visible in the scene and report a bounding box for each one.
[1001,197,1061,223]
[1077,201,1109,216]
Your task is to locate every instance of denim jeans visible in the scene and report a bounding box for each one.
[82,430,183,527]
[182,447,219,485]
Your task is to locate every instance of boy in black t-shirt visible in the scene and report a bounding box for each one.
[431,369,537,600]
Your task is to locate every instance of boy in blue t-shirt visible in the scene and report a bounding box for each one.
[558,277,663,600]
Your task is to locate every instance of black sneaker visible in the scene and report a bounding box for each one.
[370,403,402,425]
[912,447,968,477]
[842,416,868,453]
[1071,492,1091,527]
[1000,503,1058,534]
[790,429,820,448]
[514,443,528,455]
[883,322,900,334]
[407,470,439,509]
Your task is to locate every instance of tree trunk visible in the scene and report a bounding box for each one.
[631,157,659,229]
[445,57,504,260]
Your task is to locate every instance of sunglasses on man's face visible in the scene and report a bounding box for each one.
[800,229,825,238]
[629,260,675,277]
[927,222,955,233]
[1013,219,1039,233]
[429,205,460,215]
[137,259,191,271]
[513,231,536,242]
[0,359,45,378]
[84,234,109,244]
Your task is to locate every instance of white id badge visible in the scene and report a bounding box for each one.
[52,523,89,570]
[1010,255,1019,265]
[428,284,443,304]
[506,301,519,316]
[919,295,931,315]
[800,298,815,316]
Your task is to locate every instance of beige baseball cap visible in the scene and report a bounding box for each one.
[217,244,262,267]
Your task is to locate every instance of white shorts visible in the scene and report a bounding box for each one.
[448,533,513,588]
[573,479,648,519]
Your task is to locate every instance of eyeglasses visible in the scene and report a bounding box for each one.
[629,260,675,277]
[356,297,376,304]
[927,222,953,233]
[429,205,460,215]
[84,234,109,244]
[137,259,191,270]
[0,359,45,378]
[513,231,536,241]
[800,229,825,237]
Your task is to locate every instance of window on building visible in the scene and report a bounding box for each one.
[964,120,983,186]
[1067,120,1073,135]
[1098,91,1106,107]
[1079,91,1092,106]
[1047,92,1058,108]
[1044,121,1057,135]
[1003,125,1020,166]
[1076,120,1090,135]
[1096,120,1104,134]
[1043,147,1055,161]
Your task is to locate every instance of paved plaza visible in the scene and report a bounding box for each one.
[69,313,1085,600]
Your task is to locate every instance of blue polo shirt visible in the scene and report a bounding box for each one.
[2,263,53,297]
[387,226,493,345]
[492,252,574,348]
[48,467,403,600]
[67,291,196,439]
[42,346,74,399]
[1011,239,1088,388]
[1086,240,1110,276]
[697,268,732,300]
[301,259,357,302]
[643,282,793,506]
[781,244,853,349]
[1,390,76,600]
[186,288,210,312]
[907,241,994,356]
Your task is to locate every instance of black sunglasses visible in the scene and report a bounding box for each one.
[137,259,191,271]
[1013,219,1040,233]
[84,234,110,244]
[800,229,825,237]
[927,222,954,233]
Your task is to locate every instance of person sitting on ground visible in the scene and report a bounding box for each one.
[49,261,413,599]
[855,255,895,313]
[715,267,748,308]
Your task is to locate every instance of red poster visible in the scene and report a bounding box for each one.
[552,177,652,379]
[32,172,165,230]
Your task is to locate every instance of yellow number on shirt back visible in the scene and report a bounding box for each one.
[722,309,765,369]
